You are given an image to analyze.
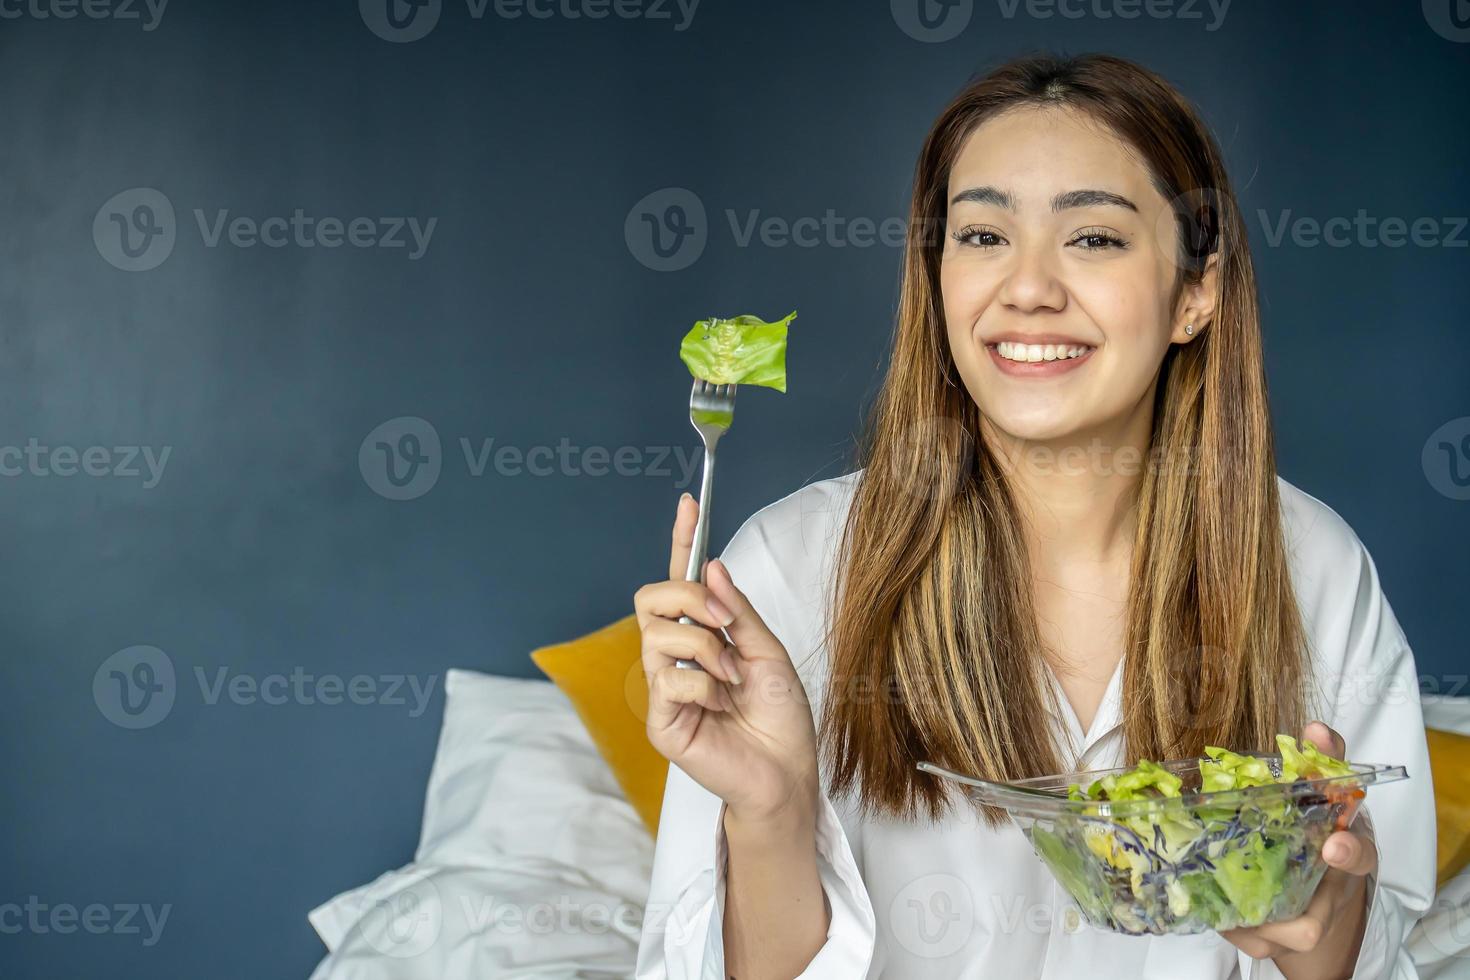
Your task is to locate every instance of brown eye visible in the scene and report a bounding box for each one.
[1068,228,1130,251]
[952,225,1006,249]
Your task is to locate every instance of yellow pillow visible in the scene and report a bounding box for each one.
[531,614,668,836]
[1428,727,1470,886]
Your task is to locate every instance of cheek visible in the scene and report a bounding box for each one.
[1073,268,1169,351]
[939,259,996,339]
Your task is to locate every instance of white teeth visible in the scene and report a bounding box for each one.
[995,342,1093,363]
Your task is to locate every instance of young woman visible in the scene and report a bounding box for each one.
[632,53,1436,980]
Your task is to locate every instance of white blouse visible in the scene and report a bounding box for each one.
[635,470,1438,980]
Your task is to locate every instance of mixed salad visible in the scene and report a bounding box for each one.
[679,311,795,391]
[1029,735,1363,935]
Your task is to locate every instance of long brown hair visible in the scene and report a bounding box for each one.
[819,52,1307,826]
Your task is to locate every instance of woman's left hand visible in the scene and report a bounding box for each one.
[1220,721,1376,979]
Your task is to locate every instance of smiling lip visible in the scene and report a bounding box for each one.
[982,335,1096,378]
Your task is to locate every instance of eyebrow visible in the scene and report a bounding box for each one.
[949,186,1139,213]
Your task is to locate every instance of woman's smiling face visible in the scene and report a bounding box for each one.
[940,105,1210,445]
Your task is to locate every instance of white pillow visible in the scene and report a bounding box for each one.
[1405,693,1470,976]
[307,669,654,978]
[1422,694,1470,736]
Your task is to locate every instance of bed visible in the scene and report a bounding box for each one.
[305,672,1470,979]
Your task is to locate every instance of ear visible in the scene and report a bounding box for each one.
[1172,251,1220,344]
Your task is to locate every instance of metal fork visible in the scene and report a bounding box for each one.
[673,376,737,671]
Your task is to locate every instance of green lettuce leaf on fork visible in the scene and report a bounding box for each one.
[679,311,795,391]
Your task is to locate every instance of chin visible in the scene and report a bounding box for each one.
[978,408,1084,448]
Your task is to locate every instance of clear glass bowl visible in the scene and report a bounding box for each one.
[918,754,1408,936]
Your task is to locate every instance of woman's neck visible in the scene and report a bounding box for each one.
[982,406,1154,573]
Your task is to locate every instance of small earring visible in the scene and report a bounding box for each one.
[1184,323,1194,336]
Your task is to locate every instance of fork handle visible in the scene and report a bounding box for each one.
[673,444,717,670]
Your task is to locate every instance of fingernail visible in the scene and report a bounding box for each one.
[680,492,692,505]
[706,595,734,627]
[720,649,743,685]
[1324,840,1347,864]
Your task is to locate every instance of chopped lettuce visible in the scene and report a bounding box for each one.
[1037,733,1360,935]
[1069,758,1182,802]
[1102,759,1185,800]
[1277,733,1354,781]
[1178,870,1233,926]
[1211,831,1289,923]
[1199,745,1276,792]
[1033,825,1112,923]
[678,311,795,391]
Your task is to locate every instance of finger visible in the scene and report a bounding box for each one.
[642,618,740,685]
[668,492,699,582]
[1220,928,1283,961]
[1244,882,1331,953]
[634,579,733,633]
[703,558,791,663]
[647,664,729,734]
[1302,720,1346,759]
[1322,828,1378,877]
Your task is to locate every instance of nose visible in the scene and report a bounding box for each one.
[996,242,1067,314]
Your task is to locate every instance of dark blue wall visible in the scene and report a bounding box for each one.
[1,1,1466,976]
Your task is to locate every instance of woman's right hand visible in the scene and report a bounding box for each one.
[634,493,820,826]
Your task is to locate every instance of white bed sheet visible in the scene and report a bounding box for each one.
[307,670,653,979]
